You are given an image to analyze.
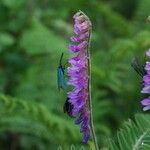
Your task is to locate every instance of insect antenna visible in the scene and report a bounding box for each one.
[59,53,64,66]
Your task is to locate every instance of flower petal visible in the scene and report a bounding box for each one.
[141,98,150,106]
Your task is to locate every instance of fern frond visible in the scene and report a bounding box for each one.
[0,94,80,144]
[109,114,150,150]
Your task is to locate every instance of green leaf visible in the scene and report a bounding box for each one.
[109,114,150,150]
[134,0,150,24]
[20,18,67,55]
[2,0,25,9]
[143,143,150,150]
[0,94,80,144]
[0,32,14,51]
[135,30,150,49]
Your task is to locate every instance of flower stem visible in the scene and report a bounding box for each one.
[82,12,99,150]
[87,33,99,150]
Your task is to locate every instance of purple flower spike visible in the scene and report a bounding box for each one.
[141,49,150,111]
[67,11,92,143]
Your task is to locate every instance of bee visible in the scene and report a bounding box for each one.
[63,97,74,117]
[57,53,66,90]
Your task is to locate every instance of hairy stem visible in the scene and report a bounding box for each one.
[88,33,99,150]
[81,11,99,150]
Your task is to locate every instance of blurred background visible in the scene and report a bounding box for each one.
[0,0,150,149]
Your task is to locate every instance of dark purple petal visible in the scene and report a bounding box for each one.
[143,75,150,85]
[68,45,80,53]
[80,120,88,132]
[75,114,83,124]
[80,125,88,132]
[82,129,90,144]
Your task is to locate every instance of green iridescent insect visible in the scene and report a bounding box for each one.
[57,53,66,90]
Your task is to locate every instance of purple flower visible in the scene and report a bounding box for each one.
[67,11,92,143]
[141,49,150,111]
[141,98,150,111]
[68,41,88,53]
[143,75,150,86]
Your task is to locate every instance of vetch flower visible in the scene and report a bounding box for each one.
[141,98,150,111]
[131,49,150,111]
[141,49,150,111]
[67,11,92,144]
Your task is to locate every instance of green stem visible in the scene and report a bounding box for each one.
[87,32,99,150]
[80,11,99,150]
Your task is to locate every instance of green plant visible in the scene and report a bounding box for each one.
[109,114,150,150]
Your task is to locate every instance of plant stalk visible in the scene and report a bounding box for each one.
[84,13,99,150]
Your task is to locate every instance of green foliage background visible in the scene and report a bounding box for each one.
[0,0,150,149]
